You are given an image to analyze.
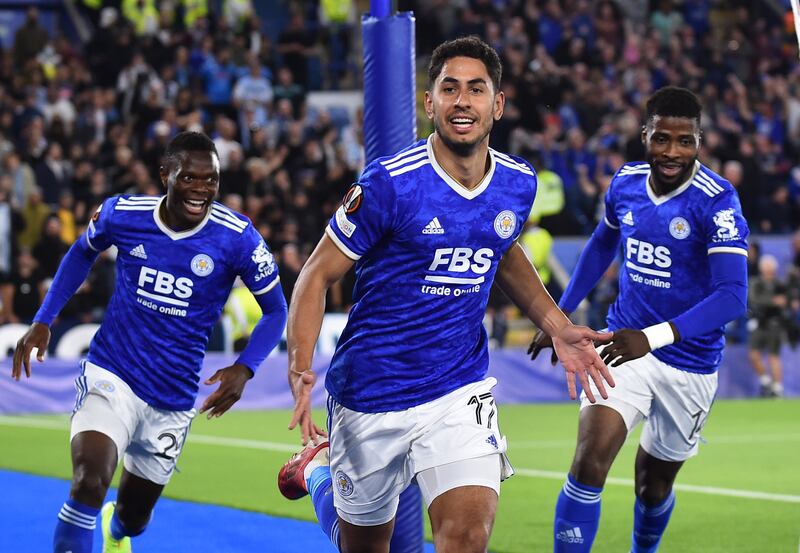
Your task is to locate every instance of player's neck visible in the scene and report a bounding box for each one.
[431,133,490,190]
[159,200,195,232]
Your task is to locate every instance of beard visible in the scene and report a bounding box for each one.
[433,118,492,157]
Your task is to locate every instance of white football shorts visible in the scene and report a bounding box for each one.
[328,377,514,526]
[70,361,195,485]
[581,351,718,462]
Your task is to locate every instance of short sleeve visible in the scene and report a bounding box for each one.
[325,161,397,260]
[704,189,749,256]
[85,196,120,251]
[237,224,280,295]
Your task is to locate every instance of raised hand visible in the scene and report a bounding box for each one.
[552,325,614,403]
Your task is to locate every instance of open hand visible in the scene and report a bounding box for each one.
[200,363,252,419]
[552,325,615,403]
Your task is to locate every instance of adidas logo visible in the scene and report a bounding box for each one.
[486,435,498,449]
[556,526,584,544]
[130,244,147,259]
[622,211,634,226]
[422,217,445,234]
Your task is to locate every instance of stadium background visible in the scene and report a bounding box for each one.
[0,0,797,551]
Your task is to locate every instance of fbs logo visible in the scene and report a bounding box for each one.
[137,267,194,301]
[428,247,493,274]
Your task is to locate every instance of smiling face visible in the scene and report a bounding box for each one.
[425,56,504,157]
[642,115,700,193]
[159,150,220,230]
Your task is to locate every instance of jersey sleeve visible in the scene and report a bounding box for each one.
[237,224,281,296]
[703,189,749,256]
[602,175,620,229]
[325,161,397,260]
[85,196,120,251]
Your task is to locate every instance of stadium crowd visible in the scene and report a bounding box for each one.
[0,0,798,357]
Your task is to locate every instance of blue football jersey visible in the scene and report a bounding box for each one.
[84,195,280,410]
[325,136,537,412]
[604,161,749,372]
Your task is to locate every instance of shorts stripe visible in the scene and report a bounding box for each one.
[72,362,88,415]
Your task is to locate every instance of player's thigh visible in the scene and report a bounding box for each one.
[641,365,718,462]
[418,454,501,517]
[328,401,413,526]
[411,377,513,479]
[429,488,497,548]
[71,361,142,464]
[123,405,196,486]
[579,352,654,429]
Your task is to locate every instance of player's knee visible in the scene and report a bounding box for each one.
[436,519,491,553]
[636,482,672,506]
[70,464,112,504]
[571,454,612,487]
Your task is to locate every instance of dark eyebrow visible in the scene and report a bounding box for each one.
[441,77,489,86]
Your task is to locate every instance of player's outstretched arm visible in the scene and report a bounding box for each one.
[200,286,288,418]
[526,221,620,363]
[12,236,100,380]
[11,322,50,380]
[495,243,614,402]
[287,234,354,444]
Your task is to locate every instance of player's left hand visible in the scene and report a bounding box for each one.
[598,328,650,367]
[200,363,253,419]
[552,324,615,403]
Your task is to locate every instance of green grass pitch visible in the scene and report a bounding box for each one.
[1,399,798,552]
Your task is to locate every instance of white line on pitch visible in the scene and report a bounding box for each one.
[514,469,800,504]
[2,416,799,504]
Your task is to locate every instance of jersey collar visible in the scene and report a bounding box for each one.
[153,195,212,240]
[646,160,700,206]
[427,134,496,200]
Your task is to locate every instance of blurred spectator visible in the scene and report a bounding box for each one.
[34,142,71,206]
[1,249,44,324]
[32,214,69,279]
[224,277,261,351]
[19,187,51,249]
[747,254,787,397]
[13,7,49,70]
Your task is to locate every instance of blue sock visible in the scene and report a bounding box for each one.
[53,499,99,553]
[110,509,148,540]
[307,466,341,548]
[631,491,675,553]
[391,486,424,553]
[554,474,602,552]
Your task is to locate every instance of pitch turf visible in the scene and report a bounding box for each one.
[1,399,797,552]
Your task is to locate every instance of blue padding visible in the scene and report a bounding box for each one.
[362,11,417,164]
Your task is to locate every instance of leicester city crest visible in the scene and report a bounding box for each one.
[335,470,354,497]
[669,217,690,240]
[494,210,516,239]
[191,254,215,277]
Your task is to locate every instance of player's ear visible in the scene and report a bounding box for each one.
[424,90,434,120]
[493,90,505,121]
[158,165,169,188]
[640,124,647,145]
